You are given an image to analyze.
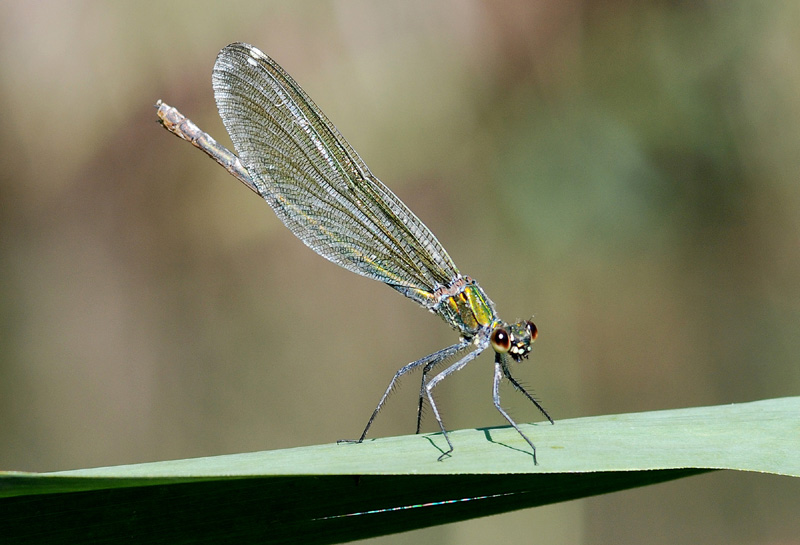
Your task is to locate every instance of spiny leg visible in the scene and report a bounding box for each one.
[416,360,436,434]
[493,355,542,464]
[416,340,471,434]
[499,356,554,424]
[339,340,469,444]
[424,343,486,460]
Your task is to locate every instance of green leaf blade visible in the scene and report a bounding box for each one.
[1,397,797,544]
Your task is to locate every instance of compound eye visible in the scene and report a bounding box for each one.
[526,321,538,342]
[490,328,511,353]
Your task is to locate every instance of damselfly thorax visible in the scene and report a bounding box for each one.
[427,275,539,360]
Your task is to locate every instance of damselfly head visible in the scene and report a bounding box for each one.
[490,320,537,361]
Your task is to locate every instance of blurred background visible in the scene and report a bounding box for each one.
[1,1,798,543]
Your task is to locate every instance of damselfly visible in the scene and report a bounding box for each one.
[157,42,553,463]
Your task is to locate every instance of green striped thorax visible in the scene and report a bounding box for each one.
[431,276,537,361]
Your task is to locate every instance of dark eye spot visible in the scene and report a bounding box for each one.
[491,328,511,353]
[526,321,538,342]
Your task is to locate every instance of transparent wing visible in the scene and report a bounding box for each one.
[212,43,460,299]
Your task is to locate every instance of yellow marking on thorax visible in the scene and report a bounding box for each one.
[442,284,496,334]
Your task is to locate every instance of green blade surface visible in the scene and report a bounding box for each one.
[1,397,797,544]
